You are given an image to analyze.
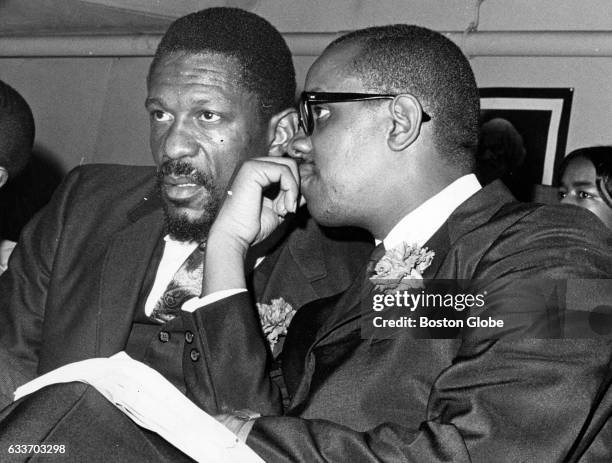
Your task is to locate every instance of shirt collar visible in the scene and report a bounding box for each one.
[381,174,481,250]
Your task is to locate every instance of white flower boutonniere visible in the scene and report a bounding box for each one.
[370,242,435,293]
[256,297,296,350]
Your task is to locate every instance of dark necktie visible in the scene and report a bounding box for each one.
[366,243,386,278]
[150,242,206,323]
[361,242,386,300]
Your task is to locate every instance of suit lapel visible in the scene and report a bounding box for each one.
[307,261,370,349]
[310,222,453,347]
[250,215,333,309]
[96,194,164,356]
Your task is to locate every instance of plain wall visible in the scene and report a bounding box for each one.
[1,0,612,174]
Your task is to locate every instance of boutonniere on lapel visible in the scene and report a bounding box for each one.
[370,242,435,294]
[256,297,296,350]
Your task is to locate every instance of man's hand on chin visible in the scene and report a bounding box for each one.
[203,157,300,295]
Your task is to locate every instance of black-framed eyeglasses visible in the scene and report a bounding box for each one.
[298,91,431,136]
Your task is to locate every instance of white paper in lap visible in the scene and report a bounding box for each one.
[14,351,264,463]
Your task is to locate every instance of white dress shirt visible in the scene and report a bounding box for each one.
[381,174,481,249]
[144,236,247,315]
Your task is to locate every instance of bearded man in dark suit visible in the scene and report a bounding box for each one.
[204,25,612,462]
[0,7,371,426]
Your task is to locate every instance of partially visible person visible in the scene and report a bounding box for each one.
[0,80,36,275]
[559,146,612,230]
[476,117,528,199]
[0,155,63,247]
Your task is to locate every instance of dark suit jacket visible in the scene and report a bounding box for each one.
[0,163,373,411]
[205,181,612,462]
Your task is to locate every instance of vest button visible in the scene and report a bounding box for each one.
[190,348,200,362]
[185,331,194,344]
[158,331,170,343]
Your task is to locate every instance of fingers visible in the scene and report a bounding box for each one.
[273,166,299,215]
[213,156,302,247]
[261,157,300,215]
[250,156,300,193]
[260,157,305,210]
[229,157,300,214]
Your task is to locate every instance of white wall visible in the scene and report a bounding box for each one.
[1,0,611,174]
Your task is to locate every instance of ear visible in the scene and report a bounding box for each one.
[387,95,425,152]
[0,167,8,189]
[597,176,612,208]
[266,108,299,157]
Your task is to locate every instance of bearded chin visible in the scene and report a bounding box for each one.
[159,189,222,243]
[155,160,223,242]
[163,209,213,242]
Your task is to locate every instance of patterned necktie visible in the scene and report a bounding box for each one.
[150,242,206,323]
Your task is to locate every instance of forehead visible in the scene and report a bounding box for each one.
[305,43,366,92]
[148,52,248,100]
[562,156,597,184]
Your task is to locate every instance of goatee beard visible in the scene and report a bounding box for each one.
[156,160,222,242]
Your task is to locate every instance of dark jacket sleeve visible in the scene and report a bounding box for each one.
[183,292,283,416]
[247,338,610,463]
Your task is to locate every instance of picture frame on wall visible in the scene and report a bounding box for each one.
[478,87,573,202]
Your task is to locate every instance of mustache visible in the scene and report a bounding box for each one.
[156,160,212,187]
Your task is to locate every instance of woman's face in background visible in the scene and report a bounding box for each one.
[559,155,612,231]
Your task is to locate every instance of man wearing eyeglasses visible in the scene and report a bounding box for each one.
[204,25,612,462]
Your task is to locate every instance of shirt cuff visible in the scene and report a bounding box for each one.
[235,417,257,443]
[216,410,259,443]
[181,288,247,312]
